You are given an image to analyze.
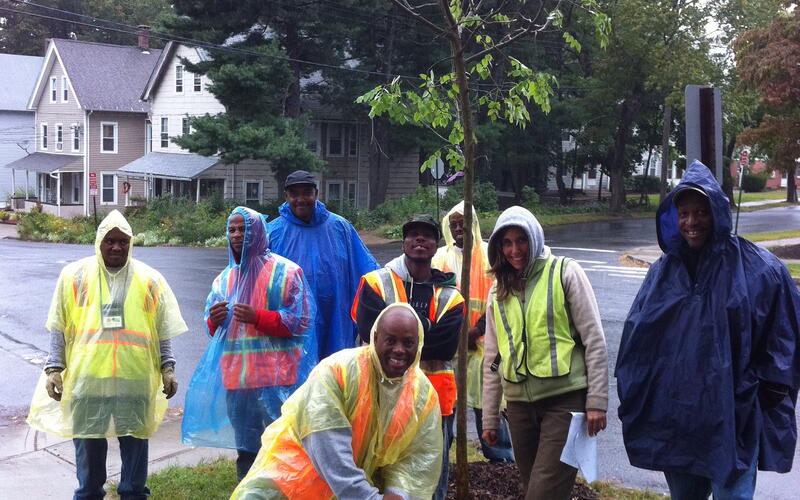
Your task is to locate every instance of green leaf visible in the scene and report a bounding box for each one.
[563,32,582,52]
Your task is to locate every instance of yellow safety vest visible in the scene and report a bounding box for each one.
[493,256,574,382]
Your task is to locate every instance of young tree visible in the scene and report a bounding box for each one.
[357,1,610,495]
[735,5,800,203]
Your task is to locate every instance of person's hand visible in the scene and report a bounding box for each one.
[45,370,63,401]
[482,429,498,446]
[161,365,177,399]
[467,327,482,351]
[233,304,257,324]
[383,494,404,500]
[586,410,607,436]
[208,301,229,326]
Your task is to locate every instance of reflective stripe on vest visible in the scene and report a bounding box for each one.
[369,268,460,321]
[493,256,574,382]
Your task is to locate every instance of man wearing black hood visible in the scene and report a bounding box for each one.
[352,214,465,500]
[616,161,800,499]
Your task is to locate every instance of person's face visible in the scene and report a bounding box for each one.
[501,226,529,272]
[100,228,130,268]
[402,224,438,262]
[449,213,465,249]
[375,312,419,378]
[284,184,318,223]
[228,213,246,257]
[676,192,713,250]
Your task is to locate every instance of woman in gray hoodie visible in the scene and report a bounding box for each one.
[481,206,608,499]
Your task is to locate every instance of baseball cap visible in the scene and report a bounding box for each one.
[402,214,441,240]
[284,170,317,190]
[672,186,708,206]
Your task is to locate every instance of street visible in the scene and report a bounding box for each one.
[0,205,798,498]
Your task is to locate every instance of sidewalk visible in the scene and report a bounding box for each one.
[0,412,236,498]
[0,222,19,239]
[622,238,800,285]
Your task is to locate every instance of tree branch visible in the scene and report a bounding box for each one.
[389,0,447,35]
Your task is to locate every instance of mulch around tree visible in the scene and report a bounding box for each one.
[445,462,599,500]
[771,244,800,259]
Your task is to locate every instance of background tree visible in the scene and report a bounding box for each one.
[735,4,800,203]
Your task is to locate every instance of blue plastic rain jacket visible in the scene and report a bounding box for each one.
[182,207,317,452]
[268,200,379,359]
[616,161,800,485]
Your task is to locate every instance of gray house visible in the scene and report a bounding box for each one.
[5,36,160,218]
[0,53,43,203]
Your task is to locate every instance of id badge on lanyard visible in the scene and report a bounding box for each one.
[102,302,125,331]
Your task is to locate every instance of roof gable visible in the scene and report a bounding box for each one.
[142,42,213,101]
[31,39,162,113]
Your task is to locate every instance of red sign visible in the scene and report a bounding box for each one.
[89,172,98,196]
[740,150,749,168]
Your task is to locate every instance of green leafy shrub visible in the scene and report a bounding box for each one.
[440,180,499,213]
[521,186,540,209]
[625,175,661,193]
[0,210,9,221]
[742,173,768,193]
[18,209,95,243]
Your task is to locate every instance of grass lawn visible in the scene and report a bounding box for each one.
[737,189,787,203]
[787,263,800,279]
[742,229,800,243]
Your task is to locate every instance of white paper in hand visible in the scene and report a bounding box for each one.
[559,411,598,483]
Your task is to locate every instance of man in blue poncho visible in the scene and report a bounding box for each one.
[268,170,379,360]
[182,207,316,481]
[616,161,800,499]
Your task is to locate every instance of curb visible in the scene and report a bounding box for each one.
[620,253,652,268]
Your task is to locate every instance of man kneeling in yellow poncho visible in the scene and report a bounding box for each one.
[231,302,442,500]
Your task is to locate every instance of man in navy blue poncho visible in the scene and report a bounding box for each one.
[268,170,379,360]
[616,161,799,499]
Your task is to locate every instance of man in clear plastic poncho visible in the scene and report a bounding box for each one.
[616,161,800,498]
[182,207,316,481]
[27,209,188,499]
[231,302,442,500]
[432,201,514,463]
[267,170,379,360]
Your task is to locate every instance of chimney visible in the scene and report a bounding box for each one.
[137,25,151,51]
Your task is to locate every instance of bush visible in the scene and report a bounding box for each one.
[0,210,9,221]
[521,186,540,209]
[625,175,661,193]
[18,209,95,243]
[440,180,499,213]
[742,173,768,193]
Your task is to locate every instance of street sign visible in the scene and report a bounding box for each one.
[740,150,749,168]
[89,172,98,196]
[431,158,445,180]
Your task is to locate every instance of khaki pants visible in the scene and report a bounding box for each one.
[505,389,586,500]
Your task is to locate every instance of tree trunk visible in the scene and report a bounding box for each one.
[283,26,302,119]
[439,1,473,497]
[659,105,671,201]
[723,134,737,206]
[555,160,568,205]
[368,117,392,208]
[788,163,798,203]
[609,85,644,212]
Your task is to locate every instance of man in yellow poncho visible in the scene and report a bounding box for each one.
[432,201,514,463]
[27,210,188,500]
[231,302,443,500]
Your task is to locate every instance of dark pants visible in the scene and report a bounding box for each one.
[433,413,455,500]
[226,389,280,480]
[505,390,586,500]
[73,436,149,500]
[473,407,515,463]
[664,450,758,500]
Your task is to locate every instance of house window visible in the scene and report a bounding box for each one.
[588,166,597,179]
[326,180,343,206]
[41,123,48,149]
[305,124,320,154]
[62,77,69,102]
[347,125,358,156]
[101,172,117,205]
[72,172,82,203]
[145,121,152,153]
[50,77,57,103]
[71,123,80,152]
[348,181,357,204]
[100,122,118,153]
[161,117,169,148]
[327,124,343,156]
[55,124,63,151]
[245,180,262,204]
[175,65,183,92]
[194,74,202,92]
[182,117,190,136]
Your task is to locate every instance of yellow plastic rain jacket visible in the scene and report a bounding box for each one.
[432,201,492,408]
[27,210,187,439]
[231,302,443,500]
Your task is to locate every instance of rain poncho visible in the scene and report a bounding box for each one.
[616,161,800,484]
[432,201,492,408]
[181,207,316,452]
[231,302,443,500]
[27,210,187,439]
[268,200,379,359]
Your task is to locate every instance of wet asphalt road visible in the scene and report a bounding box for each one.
[0,205,797,497]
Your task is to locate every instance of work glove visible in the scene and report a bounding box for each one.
[45,368,63,401]
[161,365,178,399]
